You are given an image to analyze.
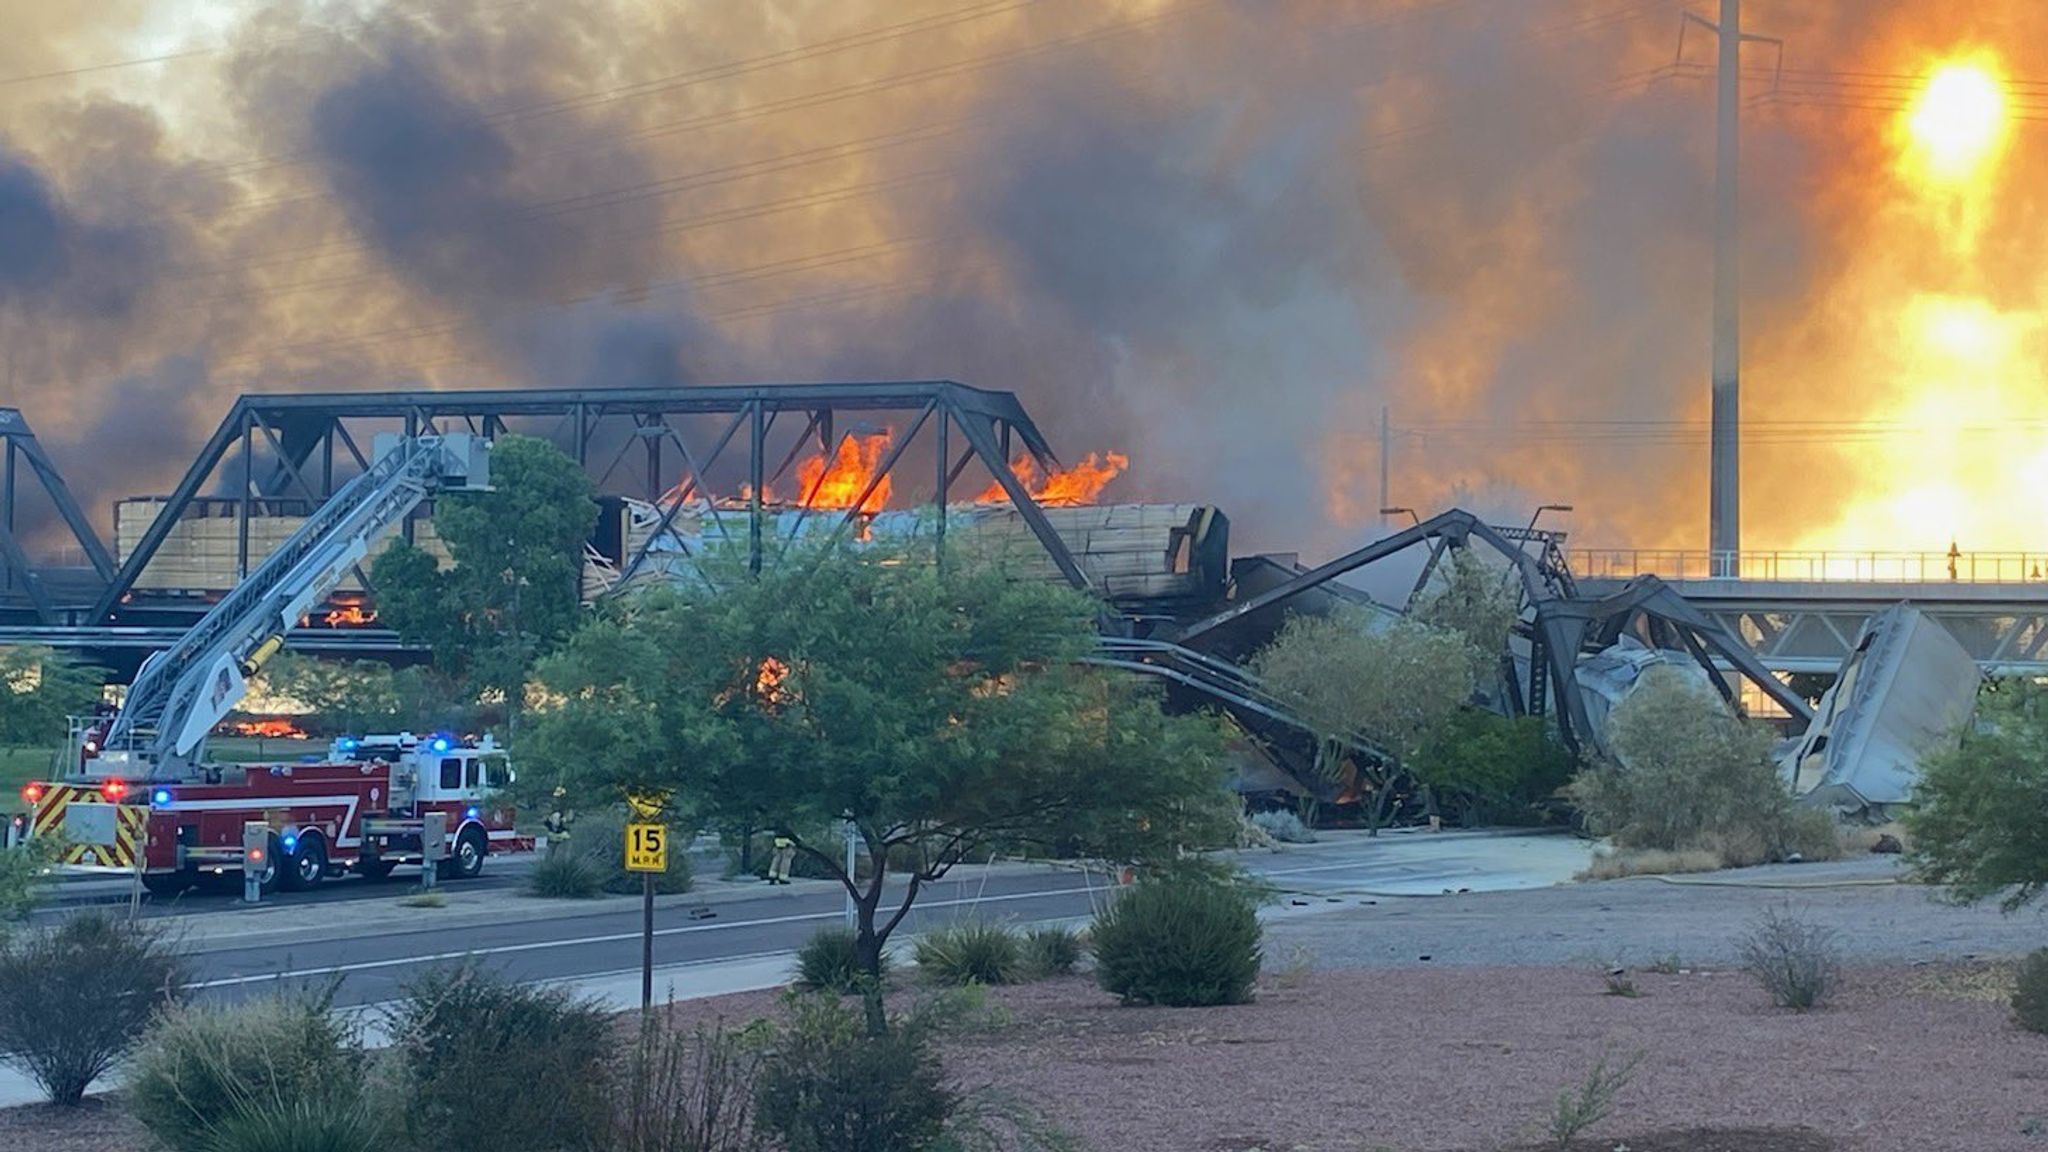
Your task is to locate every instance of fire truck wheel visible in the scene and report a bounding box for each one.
[280,833,327,892]
[438,828,487,881]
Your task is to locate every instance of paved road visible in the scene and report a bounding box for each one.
[87,830,1591,1009]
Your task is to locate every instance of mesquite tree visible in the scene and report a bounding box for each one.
[523,545,1235,1030]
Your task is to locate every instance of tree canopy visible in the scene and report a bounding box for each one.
[521,545,1237,1000]
[1907,679,2048,911]
[1252,608,1475,827]
[1413,545,1522,695]
[370,434,595,713]
[0,647,104,751]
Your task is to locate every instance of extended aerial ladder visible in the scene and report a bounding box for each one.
[86,433,492,781]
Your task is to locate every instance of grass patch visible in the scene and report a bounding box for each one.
[1578,848,1725,880]
[399,889,447,909]
[0,747,57,814]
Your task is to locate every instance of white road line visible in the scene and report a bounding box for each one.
[191,883,1107,988]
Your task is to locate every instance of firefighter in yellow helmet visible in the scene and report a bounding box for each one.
[768,833,796,885]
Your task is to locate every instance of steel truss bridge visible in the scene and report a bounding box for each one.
[4,384,2043,796]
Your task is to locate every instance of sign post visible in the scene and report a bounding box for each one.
[624,815,667,1012]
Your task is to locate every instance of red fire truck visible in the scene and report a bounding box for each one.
[22,433,518,897]
[23,732,519,895]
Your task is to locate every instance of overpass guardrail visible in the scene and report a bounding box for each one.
[1567,549,2048,584]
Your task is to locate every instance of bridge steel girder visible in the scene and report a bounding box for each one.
[0,408,117,625]
[90,382,1088,625]
[1169,509,1806,759]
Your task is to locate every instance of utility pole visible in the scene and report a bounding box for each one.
[1379,405,1391,528]
[1684,1,1779,577]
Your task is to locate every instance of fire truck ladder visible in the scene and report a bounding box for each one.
[101,434,490,779]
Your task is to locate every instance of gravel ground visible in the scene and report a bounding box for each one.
[1264,859,2048,971]
[8,963,2042,1152]
[946,967,2045,1152]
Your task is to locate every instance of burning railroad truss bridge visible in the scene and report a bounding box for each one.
[0,381,1923,807]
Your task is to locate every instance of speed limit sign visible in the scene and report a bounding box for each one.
[624,823,667,873]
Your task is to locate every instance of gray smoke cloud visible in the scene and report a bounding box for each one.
[0,0,2021,563]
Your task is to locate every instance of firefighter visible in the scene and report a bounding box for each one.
[768,833,796,885]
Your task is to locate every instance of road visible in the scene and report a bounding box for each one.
[73,830,1591,1010]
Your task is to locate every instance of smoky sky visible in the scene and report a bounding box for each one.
[1,0,2035,562]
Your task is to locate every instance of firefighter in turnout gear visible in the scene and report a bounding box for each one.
[768,834,796,885]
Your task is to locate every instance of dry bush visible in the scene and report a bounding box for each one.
[1738,909,1842,1012]
[608,1017,770,1152]
[0,912,185,1105]
[1578,848,1725,880]
[1571,670,1845,869]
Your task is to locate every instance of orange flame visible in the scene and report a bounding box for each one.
[797,434,893,512]
[230,718,308,739]
[322,600,378,628]
[754,657,797,711]
[973,451,1129,506]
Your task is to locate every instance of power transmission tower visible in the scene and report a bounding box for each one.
[1682,1,1780,576]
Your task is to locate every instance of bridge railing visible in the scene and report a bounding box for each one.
[1567,549,2048,584]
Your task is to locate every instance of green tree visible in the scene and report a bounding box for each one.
[1414,545,1522,695]
[1568,667,1831,865]
[1907,679,2048,911]
[523,546,1236,1030]
[254,653,399,736]
[0,647,104,751]
[370,435,595,720]
[1252,610,1475,831]
[1416,709,1573,825]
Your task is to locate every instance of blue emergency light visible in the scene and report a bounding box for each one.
[150,788,173,808]
[465,806,480,820]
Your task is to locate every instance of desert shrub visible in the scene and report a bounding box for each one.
[2013,949,2048,1035]
[1249,809,1316,843]
[0,911,184,1104]
[755,993,956,1152]
[1546,1049,1642,1148]
[128,993,362,1152]
[526,845,605,899]
[1577,848,1726,880]
[914,921,1023,987]
[1737,908,1841,1011]
[196,1093,387,1152]
[0,835,61,923]
[794,927,886,995]
[1022,925,1085,977]
[608,1017,772,1152]
[1570,669,1841,865]
[385,963,611,1151]
[1092,872,1262,1007]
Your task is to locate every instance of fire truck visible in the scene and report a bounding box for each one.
[21,432,522,896]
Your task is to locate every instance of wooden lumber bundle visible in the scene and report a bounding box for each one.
[114,499,451,592]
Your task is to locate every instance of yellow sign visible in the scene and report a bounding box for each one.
[624,791,669,820]
[624,822,667,873]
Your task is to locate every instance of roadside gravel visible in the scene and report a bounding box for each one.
[1264,857,2048,970]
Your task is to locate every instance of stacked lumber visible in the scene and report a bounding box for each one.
[114,499,452,592]
[611,500,1228,603]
